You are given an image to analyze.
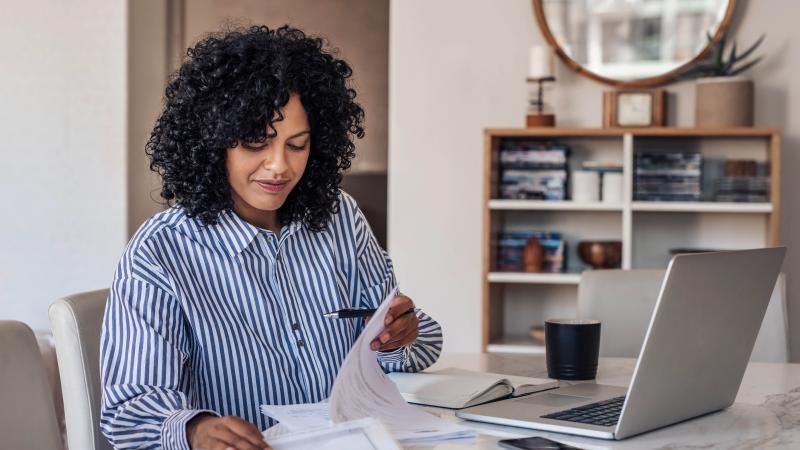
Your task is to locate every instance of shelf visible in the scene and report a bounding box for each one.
[632,202,772,213]
[487,335,546,354]
[485,127,778,138]
[488,200,771,213]
[488,272,582,285]
[489,199,623,211]
[626,127,778,138]
[486,128,626,138]
[483,127,780,353]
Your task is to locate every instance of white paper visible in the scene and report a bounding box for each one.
[261,287,475,443]
[261,402,331,431]
[263,418,400,450]
[262,423,292,441]
[328,287,475,442]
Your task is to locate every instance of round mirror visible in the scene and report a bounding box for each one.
[533,0,736,87]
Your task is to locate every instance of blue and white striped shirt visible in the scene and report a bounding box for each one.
[99,191,443,449]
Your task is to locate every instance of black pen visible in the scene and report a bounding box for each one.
[323,306,415,320]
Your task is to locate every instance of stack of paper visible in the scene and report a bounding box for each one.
[262,287,475,444]
[263,417,400,450]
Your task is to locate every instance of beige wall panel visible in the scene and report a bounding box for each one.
[128,0,170,236]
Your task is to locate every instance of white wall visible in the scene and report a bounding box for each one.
[389,0,538,352]
[389,0,800,356]
[0,1,127,330]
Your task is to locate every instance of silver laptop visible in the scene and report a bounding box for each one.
[457,248,786,440]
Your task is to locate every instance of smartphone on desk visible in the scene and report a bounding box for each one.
[498,436,583,450]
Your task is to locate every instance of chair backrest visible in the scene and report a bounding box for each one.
[0,321,64,450]
[577,270,788,362]
[751,273,789,362]
[49,289,113,450]
[577,270,665,358]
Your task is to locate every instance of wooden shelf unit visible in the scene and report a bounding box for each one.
[482,127,781,352]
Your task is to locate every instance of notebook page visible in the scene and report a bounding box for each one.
[433,368,557,397]
[387,369,511,408]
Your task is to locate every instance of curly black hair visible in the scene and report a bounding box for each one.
[146,25,365,231]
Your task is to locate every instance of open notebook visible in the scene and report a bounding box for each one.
[387,367,558,409]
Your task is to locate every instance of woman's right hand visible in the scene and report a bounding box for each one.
[187,414,271,450]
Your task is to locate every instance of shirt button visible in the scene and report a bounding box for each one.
[297,339,305,347]
[292,323,300,330]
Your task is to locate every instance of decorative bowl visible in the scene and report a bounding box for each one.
[578,241,622,269]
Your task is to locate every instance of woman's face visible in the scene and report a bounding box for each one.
[226,93,311,226]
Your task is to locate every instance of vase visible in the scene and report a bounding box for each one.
[523,238,544,272]
[695,76,754,127]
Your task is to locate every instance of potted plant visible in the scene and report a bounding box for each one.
[681,32,765,127]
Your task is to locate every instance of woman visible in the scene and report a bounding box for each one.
[100,25,442,450]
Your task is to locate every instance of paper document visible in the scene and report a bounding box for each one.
[328,287,474,442]
[261,402,331,431]
[262,287,474,443]
[264,418,400,450]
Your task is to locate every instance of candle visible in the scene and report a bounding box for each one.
[529,45,553,79]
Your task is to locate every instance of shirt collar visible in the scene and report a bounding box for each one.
[201,209,303,257]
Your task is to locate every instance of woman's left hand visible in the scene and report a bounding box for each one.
[370,295,419,351]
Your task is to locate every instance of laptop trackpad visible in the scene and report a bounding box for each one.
[519,393,591,408]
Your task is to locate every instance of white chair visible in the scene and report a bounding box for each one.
[0,321,64,450]
[49,289,113,450]
[577,270,789,362]
[36,331,67,446]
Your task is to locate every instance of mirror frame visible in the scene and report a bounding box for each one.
[532,0,737,88]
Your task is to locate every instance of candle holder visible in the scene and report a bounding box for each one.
[526,76,556,127]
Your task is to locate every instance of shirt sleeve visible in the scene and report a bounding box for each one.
[100,251,217,450]
[349,196,443,373]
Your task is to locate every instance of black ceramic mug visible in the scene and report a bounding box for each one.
[545,318,601,380]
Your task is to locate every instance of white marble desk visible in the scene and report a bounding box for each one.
[405,353,800,450]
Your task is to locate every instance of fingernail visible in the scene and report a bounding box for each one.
[371,341,379,351]
[380,333,389,343]
[384,314,393,325]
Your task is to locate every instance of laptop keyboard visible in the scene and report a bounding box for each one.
[541,396,625,427]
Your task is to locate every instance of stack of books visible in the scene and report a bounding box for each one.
[715,177,769,202]
[499,141,569,200]
[714,160,770,203]
[634,152,702,201]
[496,231,566,273]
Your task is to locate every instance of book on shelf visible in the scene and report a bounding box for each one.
[500,170,566,200]
[702,158,770,203]
[387,367,558,409]
[715,175,769,202]
[634,151,702,202]
[499,140,569,200]
[497,231,565,273]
